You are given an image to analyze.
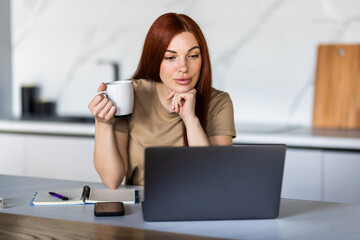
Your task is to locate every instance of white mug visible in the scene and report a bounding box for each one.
[96,80,134,117]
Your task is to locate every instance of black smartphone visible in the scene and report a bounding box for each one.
[94,202,124,216]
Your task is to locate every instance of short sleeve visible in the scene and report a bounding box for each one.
[113,116,130,133]
[206,91,236,138]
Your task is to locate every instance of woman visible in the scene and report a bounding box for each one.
[88,13,236,188]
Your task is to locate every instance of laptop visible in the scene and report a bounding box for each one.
[143,145,286,221]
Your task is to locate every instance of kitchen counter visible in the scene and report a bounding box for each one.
[0,118,95,137]
[234,123,360,150]
[0,119,359,150]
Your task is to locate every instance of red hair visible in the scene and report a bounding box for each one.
[132,13,212,145]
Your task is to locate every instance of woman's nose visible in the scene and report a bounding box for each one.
[178,58,188,73]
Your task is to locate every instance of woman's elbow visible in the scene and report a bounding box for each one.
[103,178,122,189]
[106,182,120,190]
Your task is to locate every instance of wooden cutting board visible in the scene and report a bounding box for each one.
[313,44,360,129]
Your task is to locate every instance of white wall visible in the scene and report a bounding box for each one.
[11,0,360,125]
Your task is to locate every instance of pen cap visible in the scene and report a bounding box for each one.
[82,185,91,199]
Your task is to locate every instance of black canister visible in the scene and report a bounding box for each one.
[21,86,39,117]
[34,101,56,117]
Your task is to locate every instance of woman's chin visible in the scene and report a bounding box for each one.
[171,81,197,93]
[172,86,194,93]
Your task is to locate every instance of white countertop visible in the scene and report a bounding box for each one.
[0,119,95,136]
[234,123,360,150]
[0,119,359,150]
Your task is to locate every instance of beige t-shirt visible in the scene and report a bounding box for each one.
[114,79,236,185]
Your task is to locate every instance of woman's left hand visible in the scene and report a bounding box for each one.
[166,88,197,124]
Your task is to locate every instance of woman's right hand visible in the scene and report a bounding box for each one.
[88,83,117,124]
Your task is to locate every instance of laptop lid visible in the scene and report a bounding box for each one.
[143,145,286,221]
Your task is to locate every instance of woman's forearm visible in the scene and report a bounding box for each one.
[184,117,210,146]
[93,122,126,189]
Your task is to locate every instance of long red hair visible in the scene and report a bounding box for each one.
[132,13,212,145]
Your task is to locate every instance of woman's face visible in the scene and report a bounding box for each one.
[159,32,202,93]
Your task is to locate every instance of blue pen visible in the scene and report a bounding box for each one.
[49,192,69,201]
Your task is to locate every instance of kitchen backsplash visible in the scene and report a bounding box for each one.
[11,0,360,125]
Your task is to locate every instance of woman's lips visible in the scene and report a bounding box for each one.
[174,78,191,85]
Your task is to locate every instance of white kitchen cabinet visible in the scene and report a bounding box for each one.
[323,150,360,203]
[2,128,360,203]
[281,148,322,201]
[281,148,360,203]
[24,134,100,182]
[0,133,25,176]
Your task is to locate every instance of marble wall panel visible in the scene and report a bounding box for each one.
[11,0,360,126]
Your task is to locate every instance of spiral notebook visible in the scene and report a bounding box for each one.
[30,186,139,206]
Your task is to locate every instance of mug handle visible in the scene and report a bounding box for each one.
[96,90,108,97]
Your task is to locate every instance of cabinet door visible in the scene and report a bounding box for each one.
[281,148,322,201]
[324,150,360,203]
[0,133,25,175]
[25,135,101,182]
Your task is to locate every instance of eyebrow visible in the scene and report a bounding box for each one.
[165,46,200,54]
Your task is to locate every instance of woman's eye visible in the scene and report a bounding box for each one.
[188,54,199,59]
[164,56,176,60]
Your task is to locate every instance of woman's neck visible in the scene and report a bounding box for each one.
[155,82,173,113]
